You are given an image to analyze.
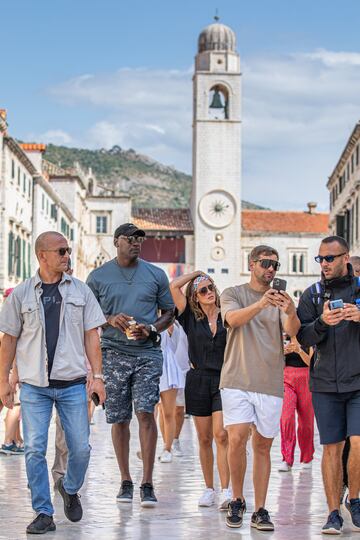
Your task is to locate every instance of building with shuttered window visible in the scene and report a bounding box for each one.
[328,122,360,251]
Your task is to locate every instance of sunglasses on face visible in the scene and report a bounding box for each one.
[197,284,215,296]
[43,247,72,256]
[255,259,281,271]
[119,235,145,244]
[314,253,347,264]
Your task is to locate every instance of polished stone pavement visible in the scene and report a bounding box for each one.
[0,407,358,540]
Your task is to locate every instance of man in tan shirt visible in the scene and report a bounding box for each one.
[220,245,300,531]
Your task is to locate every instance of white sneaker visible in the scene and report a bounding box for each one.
[278,461,292,472]
[159,450,172,463]
[301,461,312,470]
[198,488,215,507]
[172,439,183,457]
[218,487,232,511]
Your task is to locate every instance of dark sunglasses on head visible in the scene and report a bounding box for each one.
[44,247,72,256]
[119,235,145,244]
[314,252,347,264]
[255,258,281,271]
[197,284,215,296]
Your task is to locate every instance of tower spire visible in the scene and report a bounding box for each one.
[214,8,219,22]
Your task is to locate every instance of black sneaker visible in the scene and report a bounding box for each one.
[26,513,56,534]
[116,480,134,503]
[56,477,83,522]
[226,498,246,528]
[140,483,158,507]
[345,497,360,531]
[251,507,274,531]
[322,510,343,535]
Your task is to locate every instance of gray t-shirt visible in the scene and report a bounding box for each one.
[86,258,174,355]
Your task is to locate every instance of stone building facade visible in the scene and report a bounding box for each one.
[328,122,360,253]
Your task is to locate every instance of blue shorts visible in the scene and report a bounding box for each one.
[102,348,163,424]
[312,390,360,445]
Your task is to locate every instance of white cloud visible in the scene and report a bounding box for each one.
[35,129,73,145]
[45,49,360,210]
[302,49,360,67]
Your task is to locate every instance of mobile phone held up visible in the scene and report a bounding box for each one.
[272,278,287,292]
[329,299,344,310]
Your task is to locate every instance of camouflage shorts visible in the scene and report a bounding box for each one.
[102,348,163,424]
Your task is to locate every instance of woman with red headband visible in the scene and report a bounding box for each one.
[170,271,230,510]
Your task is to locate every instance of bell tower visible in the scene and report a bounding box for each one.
[191,19,242,290]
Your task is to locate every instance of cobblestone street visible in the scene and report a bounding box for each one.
[0,408,358,540]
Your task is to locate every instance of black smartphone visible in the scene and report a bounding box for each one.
[91,392,105,410]
[272,278,287,292]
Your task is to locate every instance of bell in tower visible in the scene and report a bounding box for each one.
[209,86,228,120]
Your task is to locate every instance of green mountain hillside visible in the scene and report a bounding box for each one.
[44,144,266,209]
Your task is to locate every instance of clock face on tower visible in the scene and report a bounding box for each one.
[198,190,237,229]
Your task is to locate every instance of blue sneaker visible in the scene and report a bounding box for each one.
[0,443,24,455]
[345,496,360,531]
[322,510,343,535]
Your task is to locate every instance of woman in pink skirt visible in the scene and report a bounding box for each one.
[279,336,314,472]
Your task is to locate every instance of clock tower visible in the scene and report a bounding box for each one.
[191,19,242,290]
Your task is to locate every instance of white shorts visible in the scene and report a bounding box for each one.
[221,388,283,439]
[176,388,185,407]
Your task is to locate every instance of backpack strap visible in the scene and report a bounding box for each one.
[310,281,322,306]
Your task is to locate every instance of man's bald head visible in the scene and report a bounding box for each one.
[35,232,66,257]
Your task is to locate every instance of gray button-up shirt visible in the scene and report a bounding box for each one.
[0,271,106,387]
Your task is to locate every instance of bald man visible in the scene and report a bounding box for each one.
[0,232,106,535]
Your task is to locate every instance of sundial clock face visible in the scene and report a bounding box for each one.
[198,190,237,229]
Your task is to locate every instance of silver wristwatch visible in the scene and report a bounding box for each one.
[93,374,104,381]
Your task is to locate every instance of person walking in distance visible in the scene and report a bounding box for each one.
[0,232,106,535]
[158,324,185,463]
[278,335,314,472]
[220,245,300,530]
[86,223,174,507]
[170,271,231,510]
[297,237,360,534]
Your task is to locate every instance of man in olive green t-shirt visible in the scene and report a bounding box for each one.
[220,245,300,531]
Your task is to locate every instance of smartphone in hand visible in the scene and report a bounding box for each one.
[329,299,344,310]
[272,278,287,292]
[91,392,105,410]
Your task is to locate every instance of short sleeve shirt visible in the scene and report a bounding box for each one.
[0,273,106,387]
[86,258,174,355]
[220,283,285,398]
[177,303,226,373]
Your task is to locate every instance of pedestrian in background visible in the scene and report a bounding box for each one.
[278,335,314,472]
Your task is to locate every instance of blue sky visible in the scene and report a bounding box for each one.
[2,0,360,210]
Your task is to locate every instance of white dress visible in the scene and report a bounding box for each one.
[159,323,187,393]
